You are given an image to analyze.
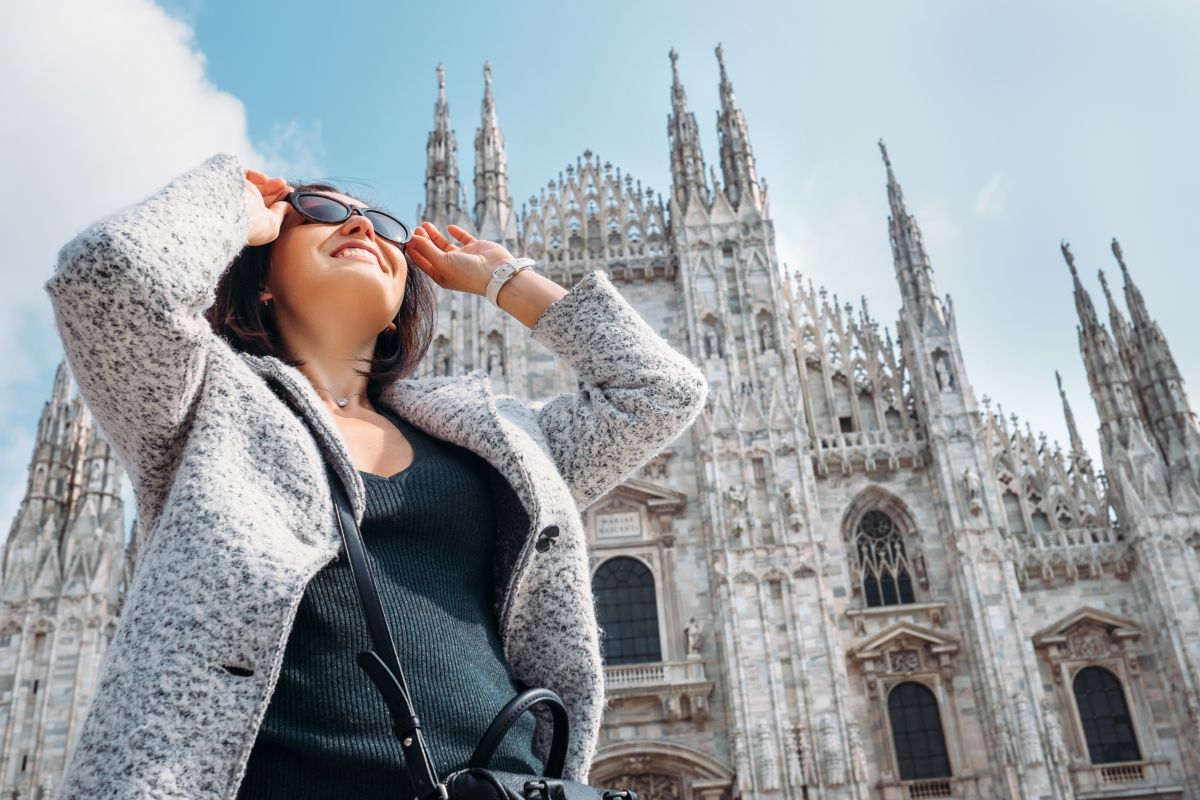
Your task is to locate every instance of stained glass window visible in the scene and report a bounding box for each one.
[854,510,915,607]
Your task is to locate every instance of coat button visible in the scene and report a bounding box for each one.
[535,525,561,552]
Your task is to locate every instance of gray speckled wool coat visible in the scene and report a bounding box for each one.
[44,153,707,800]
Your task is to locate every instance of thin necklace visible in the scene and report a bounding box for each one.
[313,386,365,408]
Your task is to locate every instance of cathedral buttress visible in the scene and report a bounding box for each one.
[881,143,1063,796]
[0,361,127,797]
[1110,239,1200,503]
[473,61,518,251]
[671,45,851,798]
[1063,243,1200,766]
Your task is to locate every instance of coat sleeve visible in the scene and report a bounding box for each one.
[43,152,248,528]
[526,269,708,510]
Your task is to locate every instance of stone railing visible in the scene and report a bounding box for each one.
[1069,758,1184,798]
[604,658,713,722]
[1015,526,1133,586]
[811,428,926,476]
[605,659,708,689]
[877,775,978,800]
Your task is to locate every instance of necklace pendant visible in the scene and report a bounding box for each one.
[336,398,349,408]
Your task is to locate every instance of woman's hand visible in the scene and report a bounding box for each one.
[244,168,292,247]
[406,221,514,296]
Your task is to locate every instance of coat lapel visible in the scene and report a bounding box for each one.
[237,354,542,533]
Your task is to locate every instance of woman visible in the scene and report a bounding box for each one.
[45,153,707,800]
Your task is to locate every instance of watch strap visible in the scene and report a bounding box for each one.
[486,258,536,308]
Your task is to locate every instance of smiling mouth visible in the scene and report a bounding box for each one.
[332,248,382,267]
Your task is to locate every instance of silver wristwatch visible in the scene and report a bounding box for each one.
[485,257,536,308]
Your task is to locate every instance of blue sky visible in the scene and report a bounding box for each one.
[2,0,1198,535]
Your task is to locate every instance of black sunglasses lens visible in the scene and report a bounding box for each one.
[294,194,350,223]
[365,211,410,244]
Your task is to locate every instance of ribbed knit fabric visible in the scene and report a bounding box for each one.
[236,409,540,800]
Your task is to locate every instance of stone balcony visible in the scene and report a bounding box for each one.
[604,657,714,722]
[1014,525,1134,587]
[810,428,926,476]
[1069,758,1184,799]
[876,774,979,799]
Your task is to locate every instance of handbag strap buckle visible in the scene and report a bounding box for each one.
[523,779,567,800]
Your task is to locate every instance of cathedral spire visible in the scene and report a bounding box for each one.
[714,43,762,214]
[1110,238,1200,485]
[1056,370,1088,460]
[1063,241,1101,333]
[879,140,943,327]
[421,63,467,229]
[1098,268,1140,400]
[1113,238,1154,333]
[667,47,710,214]
[473,61,517,246]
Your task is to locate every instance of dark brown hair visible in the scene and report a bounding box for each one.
[205,181,436,401]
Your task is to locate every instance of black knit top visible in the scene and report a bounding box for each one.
[237,409,540,799]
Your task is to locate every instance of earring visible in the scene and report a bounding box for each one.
[383,321,398,334]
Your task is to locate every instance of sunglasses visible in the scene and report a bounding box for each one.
[285,191,412,246]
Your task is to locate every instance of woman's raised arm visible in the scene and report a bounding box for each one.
[44,153,248,504]
[525,270,709,511]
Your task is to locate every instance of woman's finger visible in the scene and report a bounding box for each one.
[421,221,453,251]
[447,224,476,244]
[406,232,444,267]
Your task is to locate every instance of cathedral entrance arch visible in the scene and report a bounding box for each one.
[590,741,734,800]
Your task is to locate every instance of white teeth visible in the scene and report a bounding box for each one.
[335,248,375,260]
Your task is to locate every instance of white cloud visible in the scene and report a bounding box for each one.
[260,119,327,180]
[974,169,1006,217]
[0,0,322,542]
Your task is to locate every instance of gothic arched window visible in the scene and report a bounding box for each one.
[854,510,915,607]
[888,682,951,780]
[593,557,662,665]
[1073,667,1141,764]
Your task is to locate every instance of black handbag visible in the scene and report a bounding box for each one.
[323,462,639,800]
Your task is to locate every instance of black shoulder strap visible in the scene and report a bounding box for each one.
[268,381,446,799]
[326,464,448,800]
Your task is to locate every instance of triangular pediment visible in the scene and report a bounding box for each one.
[849,621,959,662]
[601,478,688,512]
[1032,606,1141,647]
[709,191,737,225]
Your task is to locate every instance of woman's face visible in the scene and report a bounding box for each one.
[264,192,409,346]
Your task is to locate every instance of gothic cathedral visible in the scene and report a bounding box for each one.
[4,46,1198,800]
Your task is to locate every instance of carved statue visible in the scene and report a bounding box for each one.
[963,467,984,516]
[1042,706,1068,766]
[733,730,752,791]
[727,484,747,511]
[487,343,505,376]
[934,352,954,392]
[782,480,802,516]
[757,720,781,790]
[683,616,705,658]
[819,714,846,786]
[758,318,775,352]
[1014,692,1042,766]
[992,700,1018,765]
[847,721,868,783]
[1112,383,1132,413]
